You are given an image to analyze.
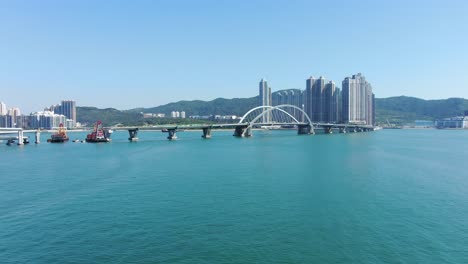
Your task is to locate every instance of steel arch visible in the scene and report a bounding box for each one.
[239,104,312,125]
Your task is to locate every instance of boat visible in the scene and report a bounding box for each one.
[85,120,112,143]
[47,123,69,143]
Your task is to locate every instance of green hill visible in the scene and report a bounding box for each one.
[375,96,468,124]
[131,97,258,117]
[77,94,468,126]
[76,107,142,126]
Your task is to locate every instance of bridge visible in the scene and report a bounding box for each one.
[1,105,376,145]
[0,128,36,145]
[115,104,376,141]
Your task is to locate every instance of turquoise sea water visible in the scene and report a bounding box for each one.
[1,129,467,263]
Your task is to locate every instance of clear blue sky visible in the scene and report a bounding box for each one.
[1,0,467,113]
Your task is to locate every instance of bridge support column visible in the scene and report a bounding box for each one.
[165,129,177,140]
[244,127,252,137]
[233,126,243,137]
[233,126,246,137]
[352,127,357,133]
[324,126,333,134]
[202,127,212,139]
[128,128,139,141]
[35,130,41,144]
[339,127,346,134]
[297,124,312,135]
[233,126,252,137]
[17,130,24,145]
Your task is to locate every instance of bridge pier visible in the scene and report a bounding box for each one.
[17,130,24,145]
[233,125,251,137]
[165,128,178,140]
[297,124,312,135]
[324,126,333,134]
[339,127,346,134]
[201,127,212,139]
[244,127,252,137]
[128,128,139,141]
[35,130,40,144]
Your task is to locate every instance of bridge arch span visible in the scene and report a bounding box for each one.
[238,104,314,134]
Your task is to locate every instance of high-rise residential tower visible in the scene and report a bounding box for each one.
[259,78,272,123]
[51,100,76,127]
[305,76,340,123]
[305,76,315,121]
[272,89,304,118]
[312,76,325,122]
[323,81,339,123]
[0,102,7,116]
[60,100,76,124]
[342,73,374,125]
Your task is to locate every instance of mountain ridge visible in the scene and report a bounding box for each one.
[76,93,468,126]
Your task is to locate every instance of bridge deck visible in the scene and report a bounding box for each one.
[111,123,374,131]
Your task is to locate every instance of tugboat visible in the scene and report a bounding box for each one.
[85,120,112,143]
[47,123,69,143]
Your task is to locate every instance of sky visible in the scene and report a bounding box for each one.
[1,0,467,113]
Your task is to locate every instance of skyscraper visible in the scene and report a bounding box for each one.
[342,73,374,125]
[272,89,303,118]
[259,78,272,123]
[312,76,325,122]
[61,100,76,124]
[0,102,7,116]
[52,100,76,127]
[323,81,339,123]
[305,76,339,123]
[305,76,315,121]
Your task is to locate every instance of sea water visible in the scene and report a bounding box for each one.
[1,129,467,263]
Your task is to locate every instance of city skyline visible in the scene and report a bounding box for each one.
[1,1,468,113]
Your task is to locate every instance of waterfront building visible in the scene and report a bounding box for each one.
[61,100,76,123]
[311,76,325,122]
[435,116,468,129]
[323,81,339,123]
[259,78,272,123]
[29,111,67,129]
[305,77,315,122]
[272,89,304,118]
[49,100,77,127]
[0,107,23,128]
[342,73,374,125]
[304,76,340,123]
[171,111,181,118]
[414,120,434,128]
[8,107,21,117]
[336,88,342,123]
[0,102,7,115]
[258,74,374,126]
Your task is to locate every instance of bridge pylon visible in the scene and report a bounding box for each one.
[297,124,313,135]
[202,127,212,139]
[233,125,251,137]
[164,128,178,140]
[128,128,139,141]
